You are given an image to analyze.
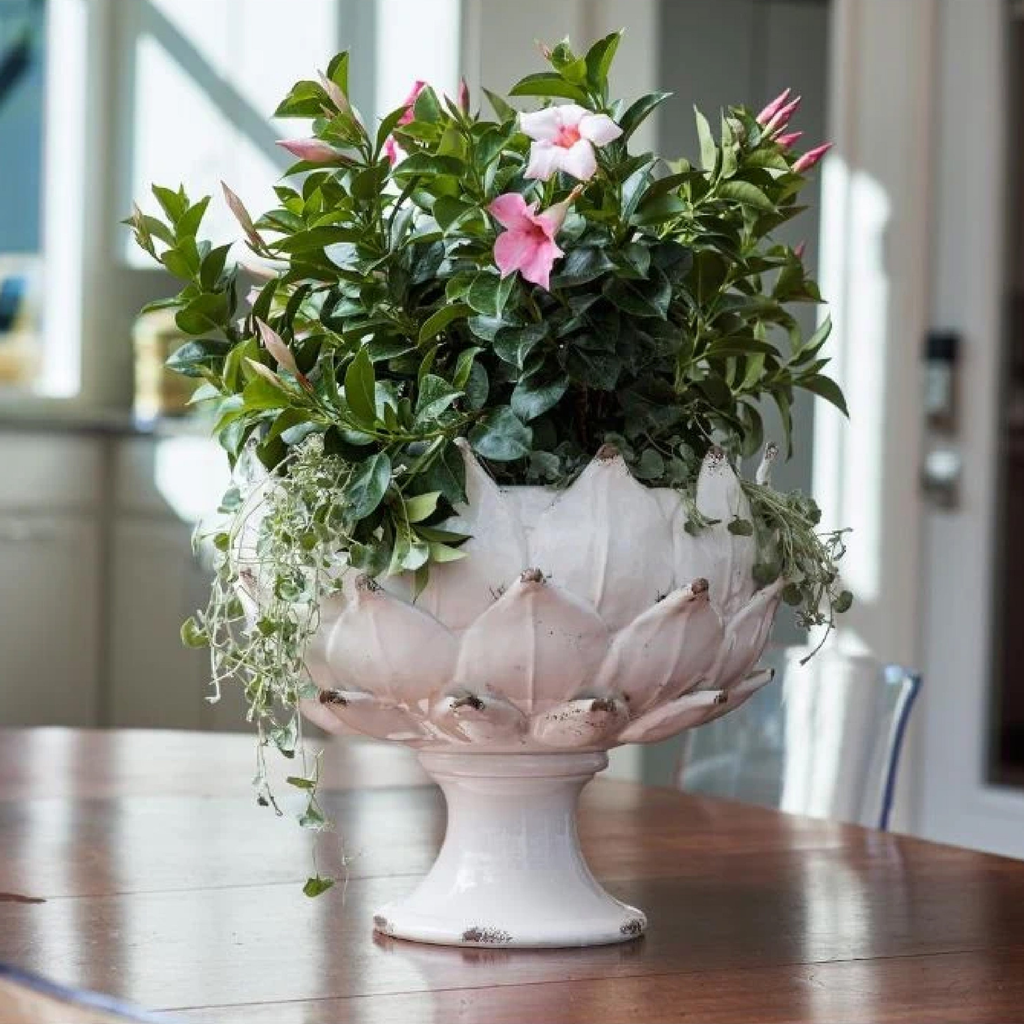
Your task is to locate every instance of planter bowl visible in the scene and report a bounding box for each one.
[296,443,781,947]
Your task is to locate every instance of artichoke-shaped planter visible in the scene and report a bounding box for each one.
[302,443,780,948]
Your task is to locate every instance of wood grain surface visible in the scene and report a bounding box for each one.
[1,728,1023,1023]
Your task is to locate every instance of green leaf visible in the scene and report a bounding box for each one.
[415,374,461,423]
[285,775,316,790]
[302,876,335,898]
[429,541,468,564]
[175,292,230,336]
[633,449,665,481]
[152,184,188,224]
[453,346,482,389]
[403,491,441,523]
[509,73,588,103]
[483,87,516,122]
[180,616,208,649]
[420,441,467,505]
[345,452,392,519]
[801,373,849,416]
[418,302,471,343]
[619,92,671,141]
[467,273,513,317]
[469,406,532,461]
[344,348,377,426]
[717,180,775,212]
[511,374,568,422]
[727,518,754,536]
[694,107,718,172]
[166,338,231,378]
[603,271,671,319]
[584,31,622,90]
[551,246,616,288]
[493,323,548,368]
[834,590,854,614]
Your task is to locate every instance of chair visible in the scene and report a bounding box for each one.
[675,647,921,829]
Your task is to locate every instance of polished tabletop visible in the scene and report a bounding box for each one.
[1,728,1023,1023]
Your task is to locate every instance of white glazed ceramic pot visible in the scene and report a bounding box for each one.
[300,442,780,948]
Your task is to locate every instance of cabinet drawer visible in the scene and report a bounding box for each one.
[0,432,102,510]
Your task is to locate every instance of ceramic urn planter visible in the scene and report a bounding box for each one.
[296,442,780,948]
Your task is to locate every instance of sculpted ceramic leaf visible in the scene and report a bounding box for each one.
[702,668,775,724]
[708,580,783,690]
[593,579,723,711]
[618,690,726,744]
[529,449,675,629]
[531,696,629,748]
[414,440,529,629]
[325,576,457,703]
[313,689,433,743]
[455,569,610,713]
[429,691,528,744]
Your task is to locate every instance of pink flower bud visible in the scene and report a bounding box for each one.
[276,138,341,164]
[793,142,834,173]
[221,182,264,252]
[776,130,804,150]
[318,71,349,114]
[764,95,802,134]
[756,88,791,126]
[256,318,299,377]
[794,241,807,260]
[458,76,470,113]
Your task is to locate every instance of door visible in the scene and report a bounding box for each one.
[914,0,1024,858]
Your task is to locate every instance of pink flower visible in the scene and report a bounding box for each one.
[277,138,342,164]
[384,80,427,165]
[756,88,792,126]
[398,80,427,125]
[488,191,577,290]
[520,104,622,182]
[793,142,833,173]
[776,130,804,150]
[763,95,802,135]
[793,241,807,260]
[458,77,470,113]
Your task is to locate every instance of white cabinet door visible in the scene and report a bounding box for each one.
[0,515,101,725]
[107,518,246,731]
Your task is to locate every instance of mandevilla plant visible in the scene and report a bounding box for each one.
[128,34,851,896]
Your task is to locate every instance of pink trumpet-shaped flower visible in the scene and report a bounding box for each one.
[384,80,428,165]
[488,190,578,291]
[520,104,622,182]
[756,87,791,126]
[763,95,802,135]
[793,142,834,173]
[277,138,342,164]
[776,130,804,150]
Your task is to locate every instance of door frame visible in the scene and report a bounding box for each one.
[817,0,1024,854]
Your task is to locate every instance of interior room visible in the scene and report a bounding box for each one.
[1,1,1023,1021]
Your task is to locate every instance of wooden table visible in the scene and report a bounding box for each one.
[2,728,1024,1023]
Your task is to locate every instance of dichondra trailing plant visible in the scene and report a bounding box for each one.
[129,34,851,895]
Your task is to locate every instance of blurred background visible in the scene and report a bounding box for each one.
[0,0,1019,858]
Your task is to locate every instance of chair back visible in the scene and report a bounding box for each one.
[675,647,921,829]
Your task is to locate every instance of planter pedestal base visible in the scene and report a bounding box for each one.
[372,750,646,948]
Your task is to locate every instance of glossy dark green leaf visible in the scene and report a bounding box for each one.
[345,452,392,519]
[508,73,588,103]
[344,348,377,425]
[469,406,532,461]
